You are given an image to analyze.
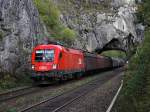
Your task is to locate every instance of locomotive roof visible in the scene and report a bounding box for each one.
[34,44,83,55]
[34,44,63,50]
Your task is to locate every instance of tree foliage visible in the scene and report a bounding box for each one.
[115,1,150,111]
[137,0,150,25]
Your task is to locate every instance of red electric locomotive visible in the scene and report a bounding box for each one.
[31,44,123,84]
[31,44,85,82]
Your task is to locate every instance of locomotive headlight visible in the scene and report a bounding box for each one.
[32,65,35,70]
[52,64,57,69]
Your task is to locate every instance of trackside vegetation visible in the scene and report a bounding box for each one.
[114,1,150,111]
[0,72,32,92]
[33,0,76,44]
[101,50,126,58]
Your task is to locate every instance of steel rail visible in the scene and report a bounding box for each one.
[0,86,34,102]
[19,70,122,112]
[19,75,109,112]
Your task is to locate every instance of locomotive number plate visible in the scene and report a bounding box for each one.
[39,66,47,70]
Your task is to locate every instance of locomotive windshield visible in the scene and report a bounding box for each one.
[35,50,54,62]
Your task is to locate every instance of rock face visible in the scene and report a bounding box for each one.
[0,0,144,76]
[58,0,144,52]
[0,0,45,75]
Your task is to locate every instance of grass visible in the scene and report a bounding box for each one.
[101,50,126,58]
[7,108,17,112]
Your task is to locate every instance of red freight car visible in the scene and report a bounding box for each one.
[31,44,85,81]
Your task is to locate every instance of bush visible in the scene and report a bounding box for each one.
[0,71,33,91]
[61,28,76,40]
[0,74,17,90]
[136,0,150,25]
[34,0,60,29]
[33,0,77,43]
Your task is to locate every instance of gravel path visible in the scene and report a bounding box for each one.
[57,72,123,112]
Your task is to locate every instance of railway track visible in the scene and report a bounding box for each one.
[0,83,60,103]
[19,70,122,112]
[0,80,61,104]
[0,86,38,103]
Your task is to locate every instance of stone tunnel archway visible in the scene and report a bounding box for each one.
[94,38,127,54]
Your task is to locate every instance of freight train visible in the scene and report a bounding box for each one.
[31,44,124,83]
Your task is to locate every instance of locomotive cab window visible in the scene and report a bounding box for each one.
[35,50,54,62]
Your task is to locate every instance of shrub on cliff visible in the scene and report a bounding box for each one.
[33,0,76,44]
[34,0,60,29]
[60,28,76,44]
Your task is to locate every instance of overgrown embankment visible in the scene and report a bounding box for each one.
[113,1,150,111]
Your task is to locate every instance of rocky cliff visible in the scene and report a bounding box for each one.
[0,0,144,76]
[55,0,143,52]
[0,0,46,76]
